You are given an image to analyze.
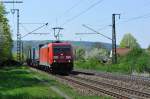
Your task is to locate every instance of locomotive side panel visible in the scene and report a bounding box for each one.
[40,44,53,67]
[40,47,48,66]
[48,43,53,65]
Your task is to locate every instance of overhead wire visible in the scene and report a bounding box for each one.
[97,24,110,31]
[93,13,150,33]
[21,23,48,38]
[50,0,84,27]
[48,0,83,39]
[61,0,83,17]
[20,23,48,24]
[117,12,150,24]
[61,0,104,26]
[82,24,112,40]
[20,23,52,39]
[20,23,30,33]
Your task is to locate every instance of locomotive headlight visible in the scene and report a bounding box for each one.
[66,56,71,59]
[54,60,56,62]
[54,56,58,59]
[68,60,71,63]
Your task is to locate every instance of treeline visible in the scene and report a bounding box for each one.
[0,3,13,65]
[75,33,150,74]
[74,46,109,63]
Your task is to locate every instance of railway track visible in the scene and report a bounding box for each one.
[70,75,150,99]
[73,70,150,87]
[30,67,129,98]
[57,75,129,99]
[30,67,150,98]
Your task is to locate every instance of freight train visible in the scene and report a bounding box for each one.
[26,41,73,74]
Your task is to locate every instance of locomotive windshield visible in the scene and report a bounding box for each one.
[53,46,71,54]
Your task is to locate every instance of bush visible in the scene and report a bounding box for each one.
[74,47,85,61]
[75,58,103,70]
[75,48,150,74]
[0,60,21,67]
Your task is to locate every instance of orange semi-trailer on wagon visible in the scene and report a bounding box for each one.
[39,42,73,73]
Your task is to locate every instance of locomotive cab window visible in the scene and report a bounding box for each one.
[53,46,71,54]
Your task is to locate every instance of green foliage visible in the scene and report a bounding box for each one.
[75,58,106,70]
[118,48,150,73]
[92,42,104,49]
[85,48,109,61]
[12,53,17,61]
[0,3,13,63]
[74,47,85,61]
[0,66,63,99]
[74,32,149,75]
[0,66,109,99]
[75,60,131,74]
[75,48,150,74]
[120,33,140,49]
[148,45,150,51]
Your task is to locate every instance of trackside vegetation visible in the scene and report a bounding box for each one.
[75,33,150,75]
[75,48,150,74]
[0,66,111,99]
[0,66,63,99]
[0,3,13,65]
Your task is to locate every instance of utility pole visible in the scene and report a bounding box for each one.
[78,23,120,64]
[52,27,64,41]
[21,41,24,62]
[112,14,120,64]
[16,9,21,62]
[12,9,22,62]
[1,1,23,63]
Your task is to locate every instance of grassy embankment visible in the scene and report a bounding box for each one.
[75,49,150,74]
[0,66,111,99]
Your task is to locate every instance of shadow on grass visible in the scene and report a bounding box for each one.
[0,92,64,99]
[0,67,60,99]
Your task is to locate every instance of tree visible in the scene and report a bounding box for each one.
[148,45,150,51]
[85,48,109,62]
[0,3,13,64]
[93,42,104,49]
[75,47,85,61]
[120,33,140,49]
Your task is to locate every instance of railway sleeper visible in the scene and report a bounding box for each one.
[72,76,150,98]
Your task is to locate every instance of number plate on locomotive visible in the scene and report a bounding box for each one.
[60,56,64,59]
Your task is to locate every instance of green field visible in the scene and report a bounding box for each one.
[0,66,111,99]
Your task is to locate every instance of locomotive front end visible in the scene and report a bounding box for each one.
[52,43,73,73]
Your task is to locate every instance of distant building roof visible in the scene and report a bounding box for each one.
[116,48,131,56]
[110,48,131,57]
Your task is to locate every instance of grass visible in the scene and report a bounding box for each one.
[75,49,150,75]
[29,67,112,99]
[0,66,112,99]
[0,66,63,99]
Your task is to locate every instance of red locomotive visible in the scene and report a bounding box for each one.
[27,41,73,74]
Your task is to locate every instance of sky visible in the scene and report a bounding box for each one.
[3,0,150,48]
